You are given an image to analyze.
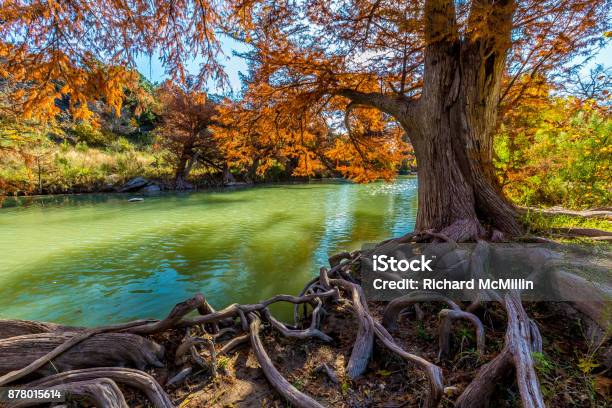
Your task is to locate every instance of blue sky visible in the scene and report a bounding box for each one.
[135,35,251,95]
[135,36,611,96]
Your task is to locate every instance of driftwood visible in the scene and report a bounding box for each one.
[0,235,608,408]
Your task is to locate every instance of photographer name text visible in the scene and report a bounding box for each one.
[372,278,534,291]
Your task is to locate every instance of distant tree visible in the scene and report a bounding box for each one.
[156,82,222,189]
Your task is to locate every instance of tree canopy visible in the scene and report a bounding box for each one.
[2,1,607,120]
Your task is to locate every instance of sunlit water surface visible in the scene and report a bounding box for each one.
[0,177,417,326]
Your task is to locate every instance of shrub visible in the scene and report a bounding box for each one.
[109,137,135,153]
[70,122,109,146]
[495,97,611,209]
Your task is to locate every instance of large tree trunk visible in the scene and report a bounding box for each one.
[411,0,521,241]
[407,71,522,241]
[341,0,522,241]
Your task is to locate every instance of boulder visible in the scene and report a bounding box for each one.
[119,177,150,192]
[140,184,161,193]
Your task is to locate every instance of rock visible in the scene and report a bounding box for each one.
[140,184,161,193]
[224,181,250,187]
[119,177,150,192]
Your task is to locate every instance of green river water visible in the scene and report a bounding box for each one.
[0,177,417,326]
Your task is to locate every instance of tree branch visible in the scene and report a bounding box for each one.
[335,89,418,125]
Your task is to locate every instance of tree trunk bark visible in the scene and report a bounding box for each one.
[338,0,523,241]
[398,0,521,241]
[175,142,195,190]
[408,119,485,241]
[403,101,521,241]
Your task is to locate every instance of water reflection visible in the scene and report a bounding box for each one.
[0,177,418,326]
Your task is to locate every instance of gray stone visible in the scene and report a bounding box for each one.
[140,184,161,193]
[119,177,150,192]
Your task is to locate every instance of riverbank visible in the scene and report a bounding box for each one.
[0,130,332,198]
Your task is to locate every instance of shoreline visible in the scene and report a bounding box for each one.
[0,176,415,209]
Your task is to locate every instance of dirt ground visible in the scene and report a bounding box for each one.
[136,300,611,408]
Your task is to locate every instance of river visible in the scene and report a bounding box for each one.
[0,177,417,326]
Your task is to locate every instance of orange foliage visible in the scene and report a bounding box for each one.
[155,81,221,182]
[0,0,241,121]
[213,83,332,179]
[213,80,412,181]
[215,0,607,182]
[326,106,412,182]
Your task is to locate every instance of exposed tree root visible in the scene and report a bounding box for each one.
[17,368,174,408]
[248,312,325,408]
[383,292,460,331]
[438,309,485,359]
[521,206,612,220]
[454,290,546,408]
[0,320,77,340]
[12,378,129,408]
[0,332,164,380]
[0,236,608,407]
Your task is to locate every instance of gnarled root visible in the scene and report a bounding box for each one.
[6,237,601,408]
[438,309,485,359]
[456,291,544,408]
[0,332,164,379]
[11,378,129,408]
[0,320,78,340]
[319,267,444,406]
[248,312,325,408]
[382,292,460,331]
[23,368,174,408]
